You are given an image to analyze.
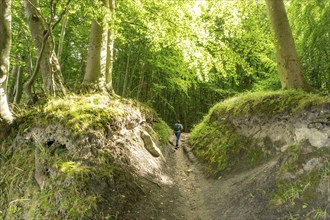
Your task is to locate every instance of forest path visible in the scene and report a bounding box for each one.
[166,133,211,219]
[159,133,278,220]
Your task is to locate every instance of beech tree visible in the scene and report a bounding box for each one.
[105,0,115,91]
[23,0,66,101]
[265,0,311,91]
[0,0,14,124]
[83,0,115,93]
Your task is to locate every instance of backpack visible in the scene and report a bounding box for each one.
[174,123,181,132]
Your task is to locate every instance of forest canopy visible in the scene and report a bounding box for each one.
[2,0,329,128]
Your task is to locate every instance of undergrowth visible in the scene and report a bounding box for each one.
[152,119,172,145]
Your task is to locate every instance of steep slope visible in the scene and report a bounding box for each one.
[0,94,173,219]
[189,90,330,219]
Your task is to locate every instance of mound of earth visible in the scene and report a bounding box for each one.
[188,91,330,219]
[0,94,174,219]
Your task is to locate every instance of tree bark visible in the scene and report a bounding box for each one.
[13,66,24,104]
[23,0,66,98]
[105,0,115,92]
[83,0,110,92]
[0,0,14,124]
[7,65,18,102]
[122,46,130,97]
[57,11,69,65]
[265,0,311,91]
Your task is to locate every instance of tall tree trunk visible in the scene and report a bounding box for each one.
[265,0,311,91]
[122,47,131,97]
[105,0,115,92]
[136,70,145,101]
[83,0,110,92]
[0,0,14,124]
[23,0,66,98]
[57,11,69,65]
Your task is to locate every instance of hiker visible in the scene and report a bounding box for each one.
[173,120,183,148]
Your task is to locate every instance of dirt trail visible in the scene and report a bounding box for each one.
[160,133,279,220]
[167,133,211,220]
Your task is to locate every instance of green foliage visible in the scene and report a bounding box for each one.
[8,0,329,130]
[112,0,278,130]
[152,119,171,145]
[252,71,281,91]
[288,0,330,93]
[189,113,253,176]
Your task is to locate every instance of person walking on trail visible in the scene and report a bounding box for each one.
[173,120,183,149]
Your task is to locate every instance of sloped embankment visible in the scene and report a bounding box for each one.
[0,94,172,219]
[189,90,330,219]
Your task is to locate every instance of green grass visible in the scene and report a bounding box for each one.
[152,119,172,145]
[211,90,329,117]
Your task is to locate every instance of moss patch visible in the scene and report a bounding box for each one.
[0,94,167,219]
[189,90,330,176]
[211,90,329,118]
[189,114,255,176]
[270,146,329,219]
[152,119,172,145]
[0,140,118,219]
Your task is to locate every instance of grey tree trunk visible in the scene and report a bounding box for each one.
[57,11,69,65]
[23,0,66,98]
[13,66,24,104]
[122,47,130,97]
[83,0,109,92]
[83,0,116,94]
[83,19,107,92]
[265,0,311,91]
[0,0,14,124]
[8,65,23,104]
[105,0,115,92]
[8,65,18,102]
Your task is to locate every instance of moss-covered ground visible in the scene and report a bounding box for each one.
[190,90,329,175]
[189,90,330,219]
[0,94,170,219]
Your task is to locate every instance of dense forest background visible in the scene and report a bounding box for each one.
[5,0,330,129]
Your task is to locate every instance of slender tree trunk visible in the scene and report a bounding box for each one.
[265,0,311,91]
[105,0,115,92]
[23,0,66,98]
[122,47,130,97]
[0,0,14,124]
[83,0,109,92]
[57,11,69,65]
[136,70,145,101]
[8,65,18,102]
[13,66,24,104]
